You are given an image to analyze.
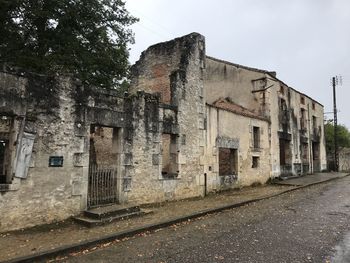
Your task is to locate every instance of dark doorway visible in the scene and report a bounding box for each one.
[279,139,292,176]
[312,142,320,172]
[161,133,178,178]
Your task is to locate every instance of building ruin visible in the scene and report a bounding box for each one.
[0,33,326,232]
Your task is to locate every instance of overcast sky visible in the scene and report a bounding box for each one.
[125,0,350,127]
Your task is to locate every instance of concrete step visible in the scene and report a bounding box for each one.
[73,205,153,227]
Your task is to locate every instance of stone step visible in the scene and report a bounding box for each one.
[73,204,153,227]
[84,204,142,220]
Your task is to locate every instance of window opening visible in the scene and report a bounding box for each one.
[252,156,259,168]
[253,126,260,150]
[280,86,284,95]
[300,108,306,130]
[219,148,238,176]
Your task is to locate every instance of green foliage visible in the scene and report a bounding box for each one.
[324,122,350,153]
[0,0,137,88]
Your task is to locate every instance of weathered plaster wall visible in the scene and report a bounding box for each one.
[203,56,326,177]
[203,105,270,191]
[204,57,269,113]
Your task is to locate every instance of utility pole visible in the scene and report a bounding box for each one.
[332,77,338,172]
[332,76,342,172]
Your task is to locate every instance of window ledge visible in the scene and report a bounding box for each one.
[0,183,18,192]
[0,181,20,192]
[0,184,10,192]
[251,147,262,152]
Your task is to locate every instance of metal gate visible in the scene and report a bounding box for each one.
[88,165,118,208]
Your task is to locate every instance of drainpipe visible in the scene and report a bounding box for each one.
[204,173,207,196]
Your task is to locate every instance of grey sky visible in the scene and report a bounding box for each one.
[125,0,350,127]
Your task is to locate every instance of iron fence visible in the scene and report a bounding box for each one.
[88,165,118,208]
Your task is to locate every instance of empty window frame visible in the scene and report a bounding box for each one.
[252,156,259,168]
[280,98,287,111]
[280,85,285,95]
[300,108,306,130]
[253,126,260,150]
[312,116,317,134]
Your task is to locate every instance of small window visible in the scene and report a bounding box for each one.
[280,86,284,95]
[280,98,287,111]
[312,102,315,110]
[252,156,259,168]
[312,116,317,129]
[300,96,305,105]
[253,126,260,150]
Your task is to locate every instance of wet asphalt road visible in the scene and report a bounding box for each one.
[64,177,350,263]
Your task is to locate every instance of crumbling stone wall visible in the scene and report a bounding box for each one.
[128,33,207,203]
[0,32,327,232]
[0,69,132,231]
[0,69,84,232]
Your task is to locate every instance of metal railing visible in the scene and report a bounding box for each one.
[88,165,118,208]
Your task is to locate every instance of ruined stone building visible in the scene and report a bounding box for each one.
[0,33,326,232]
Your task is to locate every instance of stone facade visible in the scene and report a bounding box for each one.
[204,56,327,178]
[0,33,326,232]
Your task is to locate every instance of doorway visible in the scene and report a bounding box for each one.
[312,142,320,172]
[279,139,292,176]
[88,125,121,208]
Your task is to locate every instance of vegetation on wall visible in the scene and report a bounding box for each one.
[0,0,137,89]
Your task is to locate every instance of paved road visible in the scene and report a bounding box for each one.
[64,177,350,263]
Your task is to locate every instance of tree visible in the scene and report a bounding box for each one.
[0,0,137,88]
[324,122,350,154]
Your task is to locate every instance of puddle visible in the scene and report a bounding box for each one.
[331,232,350,263]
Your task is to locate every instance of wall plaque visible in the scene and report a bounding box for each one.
[49,156,64,167]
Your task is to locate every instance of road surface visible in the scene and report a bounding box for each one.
[63,176,350,262]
